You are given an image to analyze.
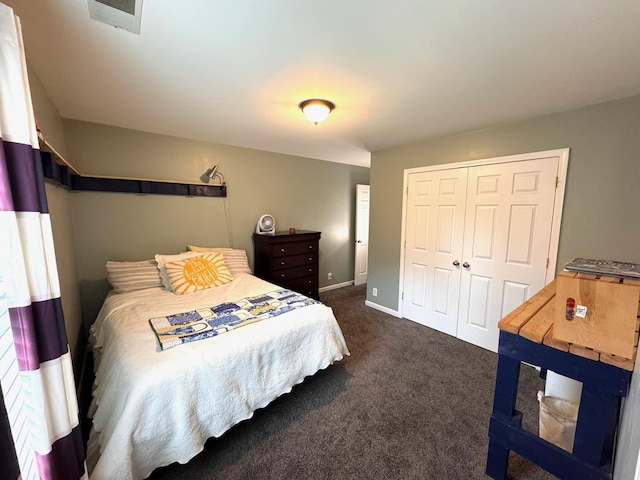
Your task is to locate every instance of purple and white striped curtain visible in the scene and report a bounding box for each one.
[0,4,87,480]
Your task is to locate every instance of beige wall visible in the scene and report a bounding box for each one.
[28,66,83,357]
[367,94,640,311]
[62,120,370,326]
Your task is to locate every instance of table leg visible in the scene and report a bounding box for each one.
[573,385,620,468]
[486,350,522,479]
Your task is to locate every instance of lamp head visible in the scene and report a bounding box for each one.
[207,165,219,180]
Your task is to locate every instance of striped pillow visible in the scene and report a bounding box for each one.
[187,246,251,276]
[165,253,233,295]
[106,260,163,293]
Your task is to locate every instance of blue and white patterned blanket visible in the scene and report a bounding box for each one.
[149,289,319,350]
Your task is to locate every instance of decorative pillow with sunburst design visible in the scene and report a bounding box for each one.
[165,253,233,295]
[186,246,252,276]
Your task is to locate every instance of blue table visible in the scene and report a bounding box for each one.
[486,330,632,479]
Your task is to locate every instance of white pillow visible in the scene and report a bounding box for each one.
[106,260,163,293]
[186,246,251,276]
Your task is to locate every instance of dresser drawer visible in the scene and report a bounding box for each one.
[273,264,317,282]
[281,276,318,297]
[271,241,317,257]
[272,253,317,271]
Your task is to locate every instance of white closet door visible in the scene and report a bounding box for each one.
[402,168,468,335]
[456,157,559,351]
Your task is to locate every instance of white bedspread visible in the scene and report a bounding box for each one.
[87,273,349,480]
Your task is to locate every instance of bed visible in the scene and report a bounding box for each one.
[86,249,349,480]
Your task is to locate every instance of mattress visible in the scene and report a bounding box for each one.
[86,273,349,479]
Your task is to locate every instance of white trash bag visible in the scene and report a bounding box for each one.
[537,390,579,452]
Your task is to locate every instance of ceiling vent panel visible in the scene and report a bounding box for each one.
[88,0,143,34]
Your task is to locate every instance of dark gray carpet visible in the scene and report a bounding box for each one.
[149,284,556,480]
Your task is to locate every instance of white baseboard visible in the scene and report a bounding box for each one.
[319,280,354,293]
[318,283,402,319]
[364,300,401,318]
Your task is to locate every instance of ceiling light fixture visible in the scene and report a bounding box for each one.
[299,99,335,125]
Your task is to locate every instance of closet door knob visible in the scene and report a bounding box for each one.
[453,260,460,267]
[463,262,470,268]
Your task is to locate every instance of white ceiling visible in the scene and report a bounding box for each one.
[7,0,640,168]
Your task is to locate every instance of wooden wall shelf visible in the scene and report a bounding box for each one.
[38,138,226,198]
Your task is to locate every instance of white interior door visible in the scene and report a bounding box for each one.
[401,169,468,335]
[354,184,370,286]
[456,157,559,351]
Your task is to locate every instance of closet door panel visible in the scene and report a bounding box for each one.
[402,169,468,335]
[457,157,558,351]
[466,274,491,330]
[470,205,498,260]
[506,205,537,264]
[502,281,530,310]
[408,263,428,309]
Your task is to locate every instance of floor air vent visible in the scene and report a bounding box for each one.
[88,0,143,34]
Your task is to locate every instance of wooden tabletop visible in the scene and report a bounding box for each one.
[498,279,638,371]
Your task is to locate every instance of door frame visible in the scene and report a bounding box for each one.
[397,148,570,318]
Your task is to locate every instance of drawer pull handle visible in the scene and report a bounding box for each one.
[308,257,312,261]
[280,261,286,265]
[280,274,286,278]
[281,248,286,252]
[308,246,312,249]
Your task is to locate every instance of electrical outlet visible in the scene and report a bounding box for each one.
[328,272,332,280]
[372,287,378,296]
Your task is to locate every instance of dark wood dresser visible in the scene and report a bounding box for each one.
[253,230,321,299]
